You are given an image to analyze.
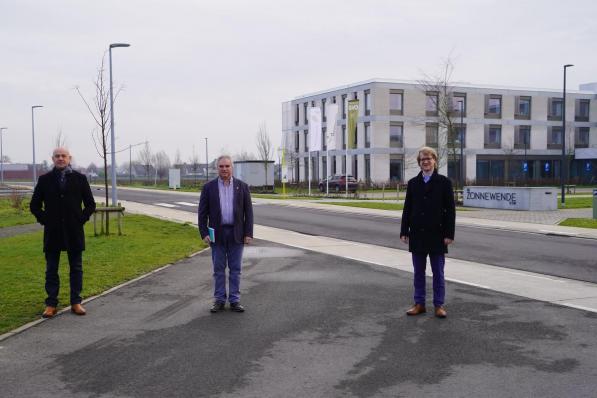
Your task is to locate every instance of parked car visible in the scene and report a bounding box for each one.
[318,175,358,193]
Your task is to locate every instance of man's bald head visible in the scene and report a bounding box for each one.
[52,147,71,170]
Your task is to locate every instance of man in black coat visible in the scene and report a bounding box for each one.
[30,147,96,318]
[400,146,455,318]
[198,155,253,313]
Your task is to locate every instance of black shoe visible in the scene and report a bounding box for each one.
[210,302,225,313]
[230,302,245,313]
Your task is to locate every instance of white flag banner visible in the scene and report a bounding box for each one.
[325,103,338,151]
[308,107,322,152]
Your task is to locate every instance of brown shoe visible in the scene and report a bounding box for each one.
[435,306,447,318]
[71,303,86,316]
[406,304,426,316]
[42,306,57,318]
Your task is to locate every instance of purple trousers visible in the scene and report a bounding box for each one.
[412,253,445,307]
[210,226,244,304]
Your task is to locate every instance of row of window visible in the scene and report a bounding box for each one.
[294,124,591,152]
[294,91,591,125]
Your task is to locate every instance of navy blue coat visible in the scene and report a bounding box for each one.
[198,178,253,244]
[400,170,455,254]
[30,168,96,252]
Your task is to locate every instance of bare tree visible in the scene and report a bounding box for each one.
[75,54,120,206]
[154,150,171,180]
[137,142,153,182]
[174,148,182,166]
[234,149,256,161]
[256,122,272,187]
[188,145,200,185]
[54,128,67,148]
[417,58,460,185]
[1,155,10,163]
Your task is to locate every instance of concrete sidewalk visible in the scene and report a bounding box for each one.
[119,199,597,313]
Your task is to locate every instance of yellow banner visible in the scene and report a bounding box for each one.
[347,100,359,149]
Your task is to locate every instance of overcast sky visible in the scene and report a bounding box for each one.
[1,0,595,168]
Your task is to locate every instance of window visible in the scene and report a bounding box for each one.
[332,96,336,104]
[321,98,327,122]
[515,96,531,119]
[426,91,438,116]
[331,155,337,175]
[484,125,501,148]
[390,89,403,115]
[389,122,403,148]
[353,124,358,148]
[547,126,563,148]
[452,93,466,116]
[342,94,347,119]
[575,127,590,148]
[514,126,531,149]
[342,155,346,174]
[304,130,309,152]
[322,156,327,179]
[353,157,358,180]
[353,92,358,100]
[322,127,327,151]
[485,95,502,118]
[364,122,371,148]
[425,123,439,148]
[390,155,402,181]
[303,102,308,124]
[364,90,371,116]
[576,99,590,121]
[294,131,300,152]
[294,103,299,126]
[342,125,346,149]
[364,154,371,182]
[449,124,466,147]
[548,98,563,121]
[304,157,309,180]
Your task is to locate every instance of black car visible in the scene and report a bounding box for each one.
[318,175,358,192]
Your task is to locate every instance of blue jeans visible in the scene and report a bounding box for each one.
[45,250,83,307]
[412,253,445,307]
[211,226,244,304]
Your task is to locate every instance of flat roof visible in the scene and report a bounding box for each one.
[291,78,596,100]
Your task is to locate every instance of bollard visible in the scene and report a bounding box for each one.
[593,189,597,220]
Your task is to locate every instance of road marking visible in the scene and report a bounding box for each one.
[155,203,178,208]
[502,270,565,282]
[174,202,197,207]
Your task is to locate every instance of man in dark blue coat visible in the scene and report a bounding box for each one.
[400,146,455,318]
[30,147,96,318]
[198,155,253,313]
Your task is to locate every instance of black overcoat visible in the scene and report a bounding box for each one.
[30,168,96,252]
[400,170,455,254]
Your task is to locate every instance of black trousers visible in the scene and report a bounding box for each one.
[44,250,83,307]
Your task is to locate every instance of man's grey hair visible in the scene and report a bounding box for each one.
[217,155,233,165]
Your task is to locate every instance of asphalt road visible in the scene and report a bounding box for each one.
[2,241,596,398]
[96,187,597,284]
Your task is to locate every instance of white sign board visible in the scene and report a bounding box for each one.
[463,186,557,211]
[169,168,181,189]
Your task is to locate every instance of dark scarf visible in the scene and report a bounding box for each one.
[54,165,73,190]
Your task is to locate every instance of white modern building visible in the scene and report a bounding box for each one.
[282,79,597,186]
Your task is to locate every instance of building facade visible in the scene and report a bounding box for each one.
[282,79,597,186]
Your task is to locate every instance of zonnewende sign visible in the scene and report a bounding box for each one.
[463,186,557,211]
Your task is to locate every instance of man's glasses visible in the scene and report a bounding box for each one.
[420,157,433,162]
[53,154,69,158]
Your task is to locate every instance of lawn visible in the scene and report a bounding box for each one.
[559,218,597,229]
[558,196,593,209]
[0,214,205,335]
[0,197,36,228]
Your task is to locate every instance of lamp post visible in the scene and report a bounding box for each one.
[0,127,7,185]
[204,137,208,182]
[125,141,147,185]
[31,105,43,186]
[459,100,465,191]
[561,64,574,207]
[109,42,130,206]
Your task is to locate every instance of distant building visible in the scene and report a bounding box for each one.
[282,79,597,185]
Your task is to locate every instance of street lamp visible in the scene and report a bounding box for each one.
[0,127,7,186]
[109,42,130,206]
[204,137,208,182]
[31,105,43,186]
[459,100,465,190]
[561,64,574,207]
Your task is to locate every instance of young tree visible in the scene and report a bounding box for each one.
[137,142,153,183]
[188,145,200,185]
[256,122,272,187]
[54,129,67,148]
[174,148,182,166]
[154,150,171,180]
[234,149,256,161]
[75,54,118,206]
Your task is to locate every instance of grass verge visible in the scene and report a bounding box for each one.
[0,197,36,228]
[558,218,597,229]
[0,214,205,335]
[558,196,593,209]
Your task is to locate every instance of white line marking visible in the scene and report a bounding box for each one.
[155,203,178,208]
[174,202,197,207]
[445,278,491,290]
[502,270,565,282]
